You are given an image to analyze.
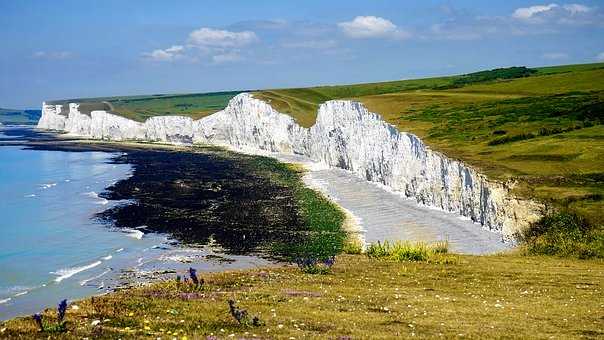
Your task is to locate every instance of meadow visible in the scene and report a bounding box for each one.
[2,252,602,339]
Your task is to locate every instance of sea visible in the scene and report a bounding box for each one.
[0,126,270,320]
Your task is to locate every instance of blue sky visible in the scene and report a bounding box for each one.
[1,0,603,108]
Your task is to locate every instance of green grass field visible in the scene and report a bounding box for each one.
[2,253,602,339]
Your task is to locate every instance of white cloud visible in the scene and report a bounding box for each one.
[143,27,258,64]
[32,51,73,60]
[513,4,559,20]
[212,52,242,64]
[542,52,569,60]
[188,27,258,48]
[338,16,410,39]
[512,3,598,24]
[597,52,604,61]
[143,45,184,62]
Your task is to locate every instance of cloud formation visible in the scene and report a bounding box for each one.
[338,16,410,39]
[512,3,598,24]
[143,27,258,63]
[143,45,184,62]
[188,28,258,48]
[597,52,604,61]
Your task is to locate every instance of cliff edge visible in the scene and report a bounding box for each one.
[38,93,543,238]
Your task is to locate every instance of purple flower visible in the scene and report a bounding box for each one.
[189,267,198,285]
[57,299,67,324]
[33,313,44,331]
[323,256,335,268]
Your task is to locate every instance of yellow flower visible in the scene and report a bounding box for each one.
[144,326,151,330]
[128,312,134,317]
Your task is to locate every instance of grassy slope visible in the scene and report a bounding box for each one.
[2,254,602,339]
[48,91,241,122]
[254,63,604,225]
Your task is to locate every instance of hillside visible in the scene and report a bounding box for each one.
[0,108,41,125]
[254,63,604,226]
[43,63,604,227]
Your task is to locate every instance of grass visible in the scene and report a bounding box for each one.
[2,253,602,339]
[48,91,241,122]
[518,211,604,259]
[366,240,452,262]
[253,63,604,228]
[246,158,347,260]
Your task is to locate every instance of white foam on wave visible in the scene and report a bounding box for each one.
[24,194,36,198]
[83,191,109,205]
[124,229,144,240]
[79,268,111,286]
[0,298,12,304]
[101,255,112,260]
[116,248,124,253]
[51,261,102,283]
[14,291,29,297]
[40,183,57,189]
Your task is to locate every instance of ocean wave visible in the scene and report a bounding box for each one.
[24,194,36,198]
[83,191,109,205]
[14,291,28,297]
[101,255,112,260]
[79,268,111,286]
[116,248,124,253]
[0,298,11,304]
[40,183,57,189]
[124,229,144,240]
[51,261,102,283]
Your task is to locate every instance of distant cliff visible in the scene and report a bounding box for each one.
[38,93,543,238]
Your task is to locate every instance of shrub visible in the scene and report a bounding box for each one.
[517,211,604,258]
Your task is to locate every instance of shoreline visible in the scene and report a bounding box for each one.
[0,126,346,320]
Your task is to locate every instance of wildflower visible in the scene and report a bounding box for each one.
[91,320,101,326]
[323,256,335,268]
[33,313,44,331]
[57,299,67,324]
[189,268,198,285]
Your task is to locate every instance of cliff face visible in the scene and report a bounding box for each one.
[38,94,543,238]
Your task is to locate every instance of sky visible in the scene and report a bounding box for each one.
[1,0,603,108]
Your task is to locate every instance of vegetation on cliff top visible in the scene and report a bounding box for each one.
[2,253,602,338]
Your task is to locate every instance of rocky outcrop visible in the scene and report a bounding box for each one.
[38,93,543,238]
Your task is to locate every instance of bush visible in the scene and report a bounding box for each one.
[518,211,604,258]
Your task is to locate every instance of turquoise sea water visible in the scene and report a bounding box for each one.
[0,140,166,320]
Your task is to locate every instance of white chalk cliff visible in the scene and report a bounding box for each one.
[38,93,543,238]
